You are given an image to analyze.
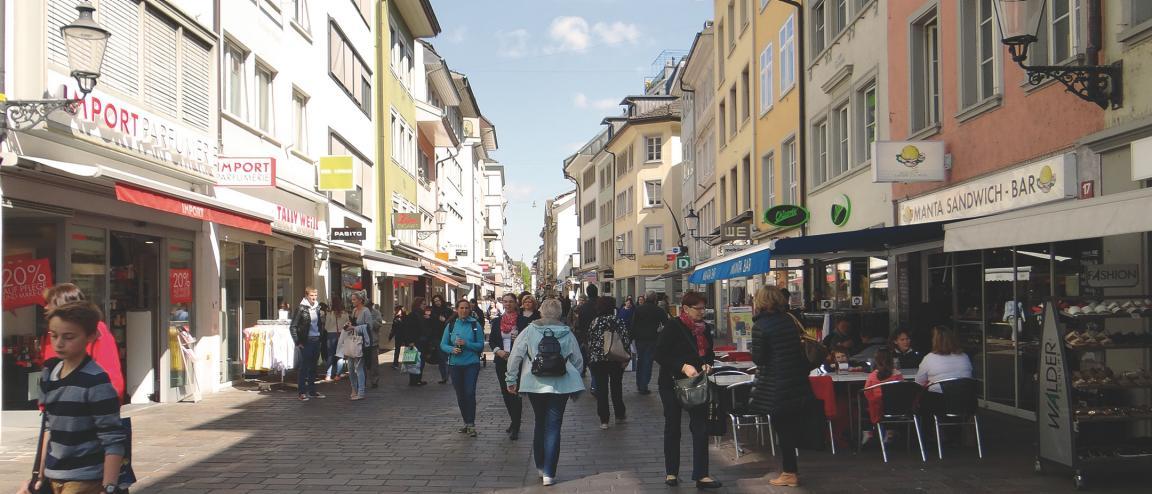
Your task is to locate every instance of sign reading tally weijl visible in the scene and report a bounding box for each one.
[48,72,218,182]
[897,154,1077,225]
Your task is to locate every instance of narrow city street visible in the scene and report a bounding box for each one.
[2,357,1142,493]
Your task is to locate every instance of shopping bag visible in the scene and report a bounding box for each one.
[400,346,420,364]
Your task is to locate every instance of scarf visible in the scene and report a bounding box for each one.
[500,312,518,335]
[680,312,708,357]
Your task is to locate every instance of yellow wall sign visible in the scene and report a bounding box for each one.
[317,155,354,191]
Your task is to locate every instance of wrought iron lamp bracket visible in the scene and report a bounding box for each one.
[2,98,82,131]
[1014,55,1123,110]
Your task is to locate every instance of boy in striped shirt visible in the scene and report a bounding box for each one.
[22,302,126,494]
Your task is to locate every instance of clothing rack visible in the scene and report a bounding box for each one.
[242,320,296,390]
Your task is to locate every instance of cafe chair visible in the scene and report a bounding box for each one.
[860,381,927,463]
[725,380,773,457]
[808,375,838,454]
[927,377,983,459]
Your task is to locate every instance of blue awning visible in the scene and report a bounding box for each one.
[687,223,946,284]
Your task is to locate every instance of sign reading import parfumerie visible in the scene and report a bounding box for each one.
[216,157,276,187]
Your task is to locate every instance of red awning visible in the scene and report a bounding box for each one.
[115,183,272,235]
[427,271,462,287]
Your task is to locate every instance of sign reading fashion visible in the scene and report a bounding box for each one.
[215,157,276,187]
[1084,264,1139,288]
[330,227,366,242]
[898,154,1076,225]
[873,141,946,182]
[51,73,218,182]
[3,257,53,310]
[763,205,810,228]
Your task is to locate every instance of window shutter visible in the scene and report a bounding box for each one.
[180,36,211,129]
[46,0,73,67]
[98,0,140,96]
[143,10,179,117]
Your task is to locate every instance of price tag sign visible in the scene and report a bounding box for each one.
[3,258,53,310]
[169,268,193,304]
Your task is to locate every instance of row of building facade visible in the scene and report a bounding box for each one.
[541,0,1152,421]
[1,0,514,408]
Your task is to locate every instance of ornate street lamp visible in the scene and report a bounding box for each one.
[684,208,718,242]
[993,0,1121,109]
[2,1,111,131]
[416,205,448,241]
[614,235,635,261]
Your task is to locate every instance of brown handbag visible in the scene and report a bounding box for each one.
[787,313,827,370]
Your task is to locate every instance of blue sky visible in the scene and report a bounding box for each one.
[429,0,713,262]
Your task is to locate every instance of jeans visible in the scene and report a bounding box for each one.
[527,393,569,478]
[634,340,656,392]
[347,356,365,396]
[494,357,523,432]
[659,384,709,480]
[437,350,450,382]
[325,333,344,379]
[773,409,801,473]
[590,361,626,423]
[449,363,481,425]
[297,337,320,396]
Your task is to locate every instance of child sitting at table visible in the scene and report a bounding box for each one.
[861,348,903,447]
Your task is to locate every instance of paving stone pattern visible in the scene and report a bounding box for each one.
[1,359,1146,493]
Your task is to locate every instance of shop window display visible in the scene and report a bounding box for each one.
[274,249,294,319]
[2,220,59,410]
[168,239,194,390]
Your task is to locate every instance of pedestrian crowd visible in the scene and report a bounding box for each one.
[16,279,973,492]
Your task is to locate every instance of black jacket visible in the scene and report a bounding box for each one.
[488,311,540,356]
[749,311,813,415]
[654,317,715,388]
[575,303,598,344]
[289,303,326,344]
[397,312,424,346]
[631,301,667,342]
[893,347,924,368]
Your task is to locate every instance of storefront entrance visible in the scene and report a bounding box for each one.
[106,231,163,403]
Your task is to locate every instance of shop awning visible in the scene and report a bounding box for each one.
[427,271,462,287]
[688,223,947,284]
[363,258,426,277]
[944,187,1152,252]
[115,183,271,234]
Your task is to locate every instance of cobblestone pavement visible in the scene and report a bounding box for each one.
[1,358,1146,493]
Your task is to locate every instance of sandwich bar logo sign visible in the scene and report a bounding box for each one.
[898,154,1075,225]
[873,141,946,182]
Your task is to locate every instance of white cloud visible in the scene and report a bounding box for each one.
[573,92,618,110]
[496,29,531,58]
[592,21,641,45]
[549,16,591,52]
[446,26,468,44]
[505,182,537,197]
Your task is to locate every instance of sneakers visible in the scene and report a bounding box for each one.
[308,393,326,399]
[350,394,364,401]
[457,426,470,434]
[298,394,309,401]
[542,476,556,486]
[599,423,609,430]
[467,425,478,437]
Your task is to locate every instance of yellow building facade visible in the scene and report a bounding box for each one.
[752,1,801,236]
[712,0,757,229]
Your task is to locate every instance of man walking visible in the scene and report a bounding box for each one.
[575,285,600,386]
[631,291,667,394]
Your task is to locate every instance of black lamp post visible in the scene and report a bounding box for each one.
[2,1,111,132]
[993,0,1121,109]
[615,235,635,260]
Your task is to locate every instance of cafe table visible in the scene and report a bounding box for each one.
[821,368,918,451]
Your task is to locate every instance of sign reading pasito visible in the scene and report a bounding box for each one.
[216,157,276,187]
[51,73,218,181]
[331,227,366,242]
[169,268,193,304]
[2,257,53,310]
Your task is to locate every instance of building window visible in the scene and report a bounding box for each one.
[740,65,751,121]
[741,155,752,212]
[644,180,663,207]
[583,201,596,224]
[615,188,633,218]
[833,103,849,178]
[582,168,596,189]
[290,0,310,32]
[813,0,827,54]
[389,110,415,176]
[717,21,726,80]
[718,99,728,145]
[352,0,371,24]
[728,85,738,136]
[584,239,597,263]
[759,43,774,115]
[645,136,663,162]
[727,1,736,49]
[741,0,750,30]
[390,23,415,90]
[1050,0,1081,63]
[780,15,796,94]
[911,11,940,132]
[856,83,876,163]
[783,137,798,204]
[762,152,776,210]
[329,21,372,114]
[961,0,999,108]
[1135,0,1152,25]
[292,90,308,154]
[255,65,274,132]
[833,0,848,36]
[814,119,829,185]
[645,226,664,254]
[719,176,728,220]
[224,42,247,119]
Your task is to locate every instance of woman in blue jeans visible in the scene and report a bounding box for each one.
[440,299,486,437]
[506,298,586,487]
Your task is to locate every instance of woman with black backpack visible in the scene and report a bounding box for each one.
[439,299,486,437]
[505,298,585,487]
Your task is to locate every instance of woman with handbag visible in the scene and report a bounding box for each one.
[343,291,375,400]
[505,298,585,487]
[654,292,721,489]
[587,296,632,429]
[749,286,813,488]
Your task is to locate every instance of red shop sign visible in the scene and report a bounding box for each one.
[169,268,193,304]
[115,183,272,235]
[3,258,53,310]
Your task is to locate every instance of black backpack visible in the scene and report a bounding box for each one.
[530,328,568,377]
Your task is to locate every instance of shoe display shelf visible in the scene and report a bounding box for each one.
[1036,298,1152,490]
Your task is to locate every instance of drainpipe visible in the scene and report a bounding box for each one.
[779,0,811,306]
[604,147,617,298]
[1085,0,1101,66]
